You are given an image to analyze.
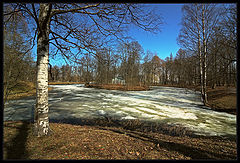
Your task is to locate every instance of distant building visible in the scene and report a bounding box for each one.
[112,75,125,85]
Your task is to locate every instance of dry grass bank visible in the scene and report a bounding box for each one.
[85,83,150,91]
[5,81,53,101]
[48,81,85,85]
[5,81,85,101]
[3,120,237,160]
[206,86,236,115]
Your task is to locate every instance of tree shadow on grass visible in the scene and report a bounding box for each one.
[4,121,30,160]
[99,127,236,160]
[50,116,236,160]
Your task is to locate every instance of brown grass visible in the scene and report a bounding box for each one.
[206,86,236,114]
[3,120,237,160]
[6,81,53,101]
[48,81,85,85]
[85,84,150,91]
[6,81,36,100]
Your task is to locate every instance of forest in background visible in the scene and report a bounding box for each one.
[3,4,237,103]
[2,4,237,159]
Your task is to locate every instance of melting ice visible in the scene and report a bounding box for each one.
[4,84,236,137]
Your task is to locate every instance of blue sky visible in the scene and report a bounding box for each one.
[128,4,183,60]
[32,4,184,66]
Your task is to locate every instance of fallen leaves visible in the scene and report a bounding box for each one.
[3,121,237,160]
[136,151,140,156]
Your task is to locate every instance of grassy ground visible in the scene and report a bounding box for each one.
[5,81,84,101]
[6,81,53,101]
[85,83,150,91]
[48,81,85,85]
[3,120,237,160]
[6,81,36,100]
[206,86,236,115]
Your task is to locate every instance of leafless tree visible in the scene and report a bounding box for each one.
[177,4,221,105]
[3,6,35,104]
[4,3,163,136]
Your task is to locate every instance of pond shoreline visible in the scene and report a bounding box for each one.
[6,82,236,115]
[85,83,150,91]
[5,84,236,138]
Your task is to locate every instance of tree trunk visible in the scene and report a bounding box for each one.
[196,11,204,103]
[202,5,208,105]
[212,46,217,89]
[34,4,52,137]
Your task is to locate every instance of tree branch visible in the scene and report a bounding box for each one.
[51,3,100,16]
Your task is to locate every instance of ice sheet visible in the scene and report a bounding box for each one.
[4,84,236,137]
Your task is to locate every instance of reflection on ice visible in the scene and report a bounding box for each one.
[4,84,236,137]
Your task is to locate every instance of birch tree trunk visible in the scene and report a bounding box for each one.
[196,5,204,103]
[34,4,52,137]
[201,4,208,105]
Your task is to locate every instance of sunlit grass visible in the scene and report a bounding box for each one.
[6,81,53,101]
[3,121,237,160]
[48,81,84,85]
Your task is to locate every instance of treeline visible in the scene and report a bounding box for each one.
[3,8,36,103]
[154,4,237,91]
[49,4,236,93]
[49,41,144,86]
[49,40,236,89]
[177,4,237,104]
[48,41,170,86]
[4,4,236,103]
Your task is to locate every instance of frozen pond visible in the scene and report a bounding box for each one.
[4,84,236,137]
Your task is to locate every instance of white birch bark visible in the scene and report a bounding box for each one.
[201,4,208,105]
[34,4,52,137]
[196,5,204,103]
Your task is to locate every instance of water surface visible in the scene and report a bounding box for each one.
[4,84,236,137]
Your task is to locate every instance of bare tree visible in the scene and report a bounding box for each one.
[3,6,34,104]
[4,3,163,136]
[142,50,153,85]
[177,4,221,105]
[117,41,143,87]
[151,55,162,85]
